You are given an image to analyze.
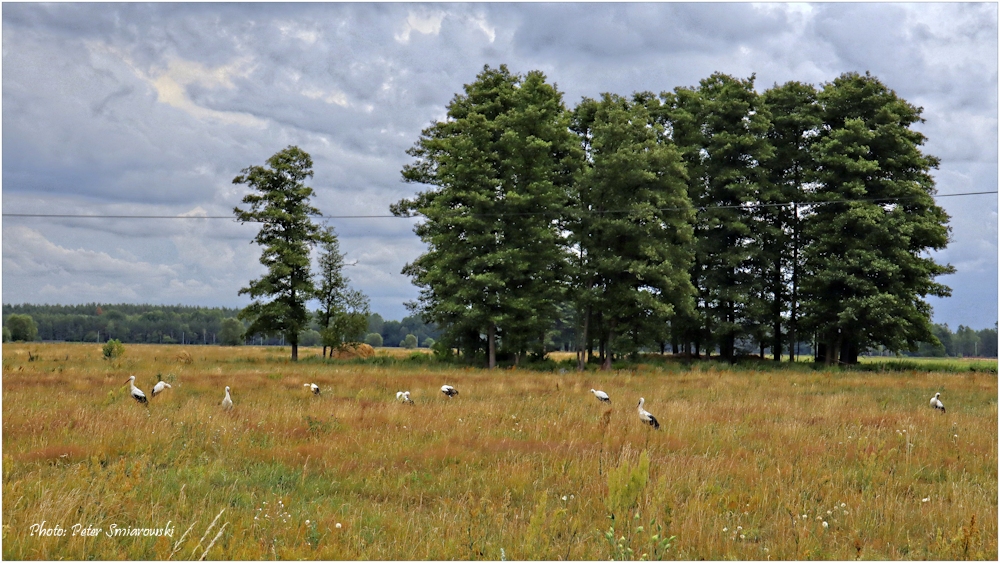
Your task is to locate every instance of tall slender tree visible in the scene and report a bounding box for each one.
[802,72,954,364]
[314,226,370,358]
[571,93,695,369]
[233,146,331,361]
[760,81,822,361]
[392,65,581,368]
[659,73,773,361]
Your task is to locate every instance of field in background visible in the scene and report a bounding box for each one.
[3,342,996,560]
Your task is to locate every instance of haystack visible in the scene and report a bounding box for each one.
[331,343,376,360]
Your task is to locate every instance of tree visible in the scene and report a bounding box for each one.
[802,72,954,364]
[7,314,38,342]
[659,73,773,361]
[313,226,371,357]
[401,334,418,349]
[218,318,245,346]
[365,332,383,347]
[570,93,696,370]
[233,146,331,361]
[760,81,821,361]
[393,64,582,368]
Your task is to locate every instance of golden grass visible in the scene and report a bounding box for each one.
[2,342,996,560]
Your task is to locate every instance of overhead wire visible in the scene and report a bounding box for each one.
[1,190,995,221]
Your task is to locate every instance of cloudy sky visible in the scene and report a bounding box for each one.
[2,3,997,329]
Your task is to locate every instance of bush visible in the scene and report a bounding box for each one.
[6,314,38,342]
[102,339,125,360]
[218,318,245,346]
[299,329,322,347]
[422,337,435,349]
[400,334,418,349]
[365,332,384,347]
[2,326,10,342]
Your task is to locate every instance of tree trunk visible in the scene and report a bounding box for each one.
[577,306,589,371]
[789,202,799,362]
[291,337,299,362]
[487,322,496,370]
[602,322,615,371]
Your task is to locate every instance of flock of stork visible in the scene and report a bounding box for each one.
[124,376,948,426]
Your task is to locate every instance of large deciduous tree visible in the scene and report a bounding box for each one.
[802,72,954,364]
[392,65,581,369]
[233,146,331,361]
[571,93,696,370]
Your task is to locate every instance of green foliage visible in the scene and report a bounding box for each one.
[314,226,372,354]
[364,332,383,347]
[233,146,330,361]
[605,450,650,520]
[102,339,125,360]
[393,64,582,368]
[803,72,953,364]
[602,451,675,560]
[401,334,418,349]
[6,313,38,342]
[422,337,435,349]
[218,318,245,346]
[3,326,11,342]
[571,93,696,368]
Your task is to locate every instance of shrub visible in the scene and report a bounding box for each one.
[7,314,38,342]
[422,337,435,349]
[401,334,418,349]
[102,339,125,360]
[365,332,383,347]
[2,326,10,342]
[218,318,245,346]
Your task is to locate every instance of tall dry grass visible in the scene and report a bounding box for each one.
[2,342,996,559]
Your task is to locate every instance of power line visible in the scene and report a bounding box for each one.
[2,190,996,221]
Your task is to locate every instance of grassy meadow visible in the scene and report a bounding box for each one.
[2,342,996,560]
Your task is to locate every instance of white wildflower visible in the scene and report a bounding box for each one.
[336,523,342,529]
[822,521,829,529]
[922,498,930,502]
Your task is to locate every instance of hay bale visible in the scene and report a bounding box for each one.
[331,343,375,360]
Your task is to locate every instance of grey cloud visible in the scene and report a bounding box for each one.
[3,3,995,325]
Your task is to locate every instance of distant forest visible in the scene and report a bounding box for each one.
[1,303,439,349]
[1,303,993,358]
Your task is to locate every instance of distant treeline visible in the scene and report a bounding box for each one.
[1,303,439,348]
[915,323,998,358]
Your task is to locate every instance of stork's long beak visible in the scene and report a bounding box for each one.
[124,378,131,385]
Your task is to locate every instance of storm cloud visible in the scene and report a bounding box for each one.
[3,3,996,328]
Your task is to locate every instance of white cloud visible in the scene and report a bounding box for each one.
[301,87,349,107]
[395,11,445,43]
[89,41,266,127]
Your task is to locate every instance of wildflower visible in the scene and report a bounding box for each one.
[562,496,568,501]
[922,498,930,503]
[570,495,574,499]
[827,510,832,515]
[816,516,822,520]
[822,521,828,529]
[336,523,342,529]
[723,527,728,532]
[841,503,846,508]
[305,520,310,525]
[843,511,849,515]
[737,526,742,531]
[740,534,746,539]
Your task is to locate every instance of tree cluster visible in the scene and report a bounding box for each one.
[394,65,955,368]
[233,146,371,360]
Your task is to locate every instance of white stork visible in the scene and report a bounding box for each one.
[125,376,147,404]
[441,385,459,398]
[151,381,172,397]
[396,391,414,405]
[636,397,659,429]
[304,383,321,395]
[222,386,233,411]
[930,392,946,413]
[590,389,611,404]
